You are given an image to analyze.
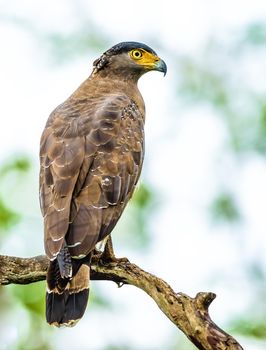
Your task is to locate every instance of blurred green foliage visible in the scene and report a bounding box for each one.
[0,156,31,176]
[176,22,266,231]
[0,198,20,230]
[89,285,113,310]
[10,282,53,350]
[44,23,110,64]
[0,13,110,64]
[176,22,266,344]
[177,23,266,156]
[0,156,54,350]
[116,183,156,250]
[0,156,31,233]
[210,192,241,223]
[179,57,228,107]
[233,319,266,339]
[230,261,266,341]
[242,23,266,46]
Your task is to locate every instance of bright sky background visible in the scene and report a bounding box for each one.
[1,1,266,349]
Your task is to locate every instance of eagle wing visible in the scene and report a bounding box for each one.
[40,95,144,260]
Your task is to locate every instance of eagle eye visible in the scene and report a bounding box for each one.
[130,49,143,60]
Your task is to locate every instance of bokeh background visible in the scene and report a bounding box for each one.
[0,0,266,349]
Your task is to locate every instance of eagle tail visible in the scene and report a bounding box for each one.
[46,257,90,327]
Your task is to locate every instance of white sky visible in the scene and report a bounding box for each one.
[1,0,266,349]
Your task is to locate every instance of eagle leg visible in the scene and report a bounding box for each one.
[99,235,129,264]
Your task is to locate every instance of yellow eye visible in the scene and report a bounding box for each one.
[131,49,143,60]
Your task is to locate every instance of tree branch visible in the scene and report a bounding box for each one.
[0,254,243,350]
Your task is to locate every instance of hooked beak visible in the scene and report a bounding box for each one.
[154,59,167,76]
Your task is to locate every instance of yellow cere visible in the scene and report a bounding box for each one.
[129,49,160,67]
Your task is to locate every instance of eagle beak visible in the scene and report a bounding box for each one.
[154,59,167,76]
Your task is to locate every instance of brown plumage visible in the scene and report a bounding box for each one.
[39,41,167,326]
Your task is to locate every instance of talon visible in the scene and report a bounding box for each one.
[91,249,102,263]
[116,257,129,264]
[99,254,129,265]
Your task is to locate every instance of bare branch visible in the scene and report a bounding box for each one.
[0,254,243,350]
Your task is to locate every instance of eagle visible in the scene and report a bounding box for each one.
[39,41,167,326]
